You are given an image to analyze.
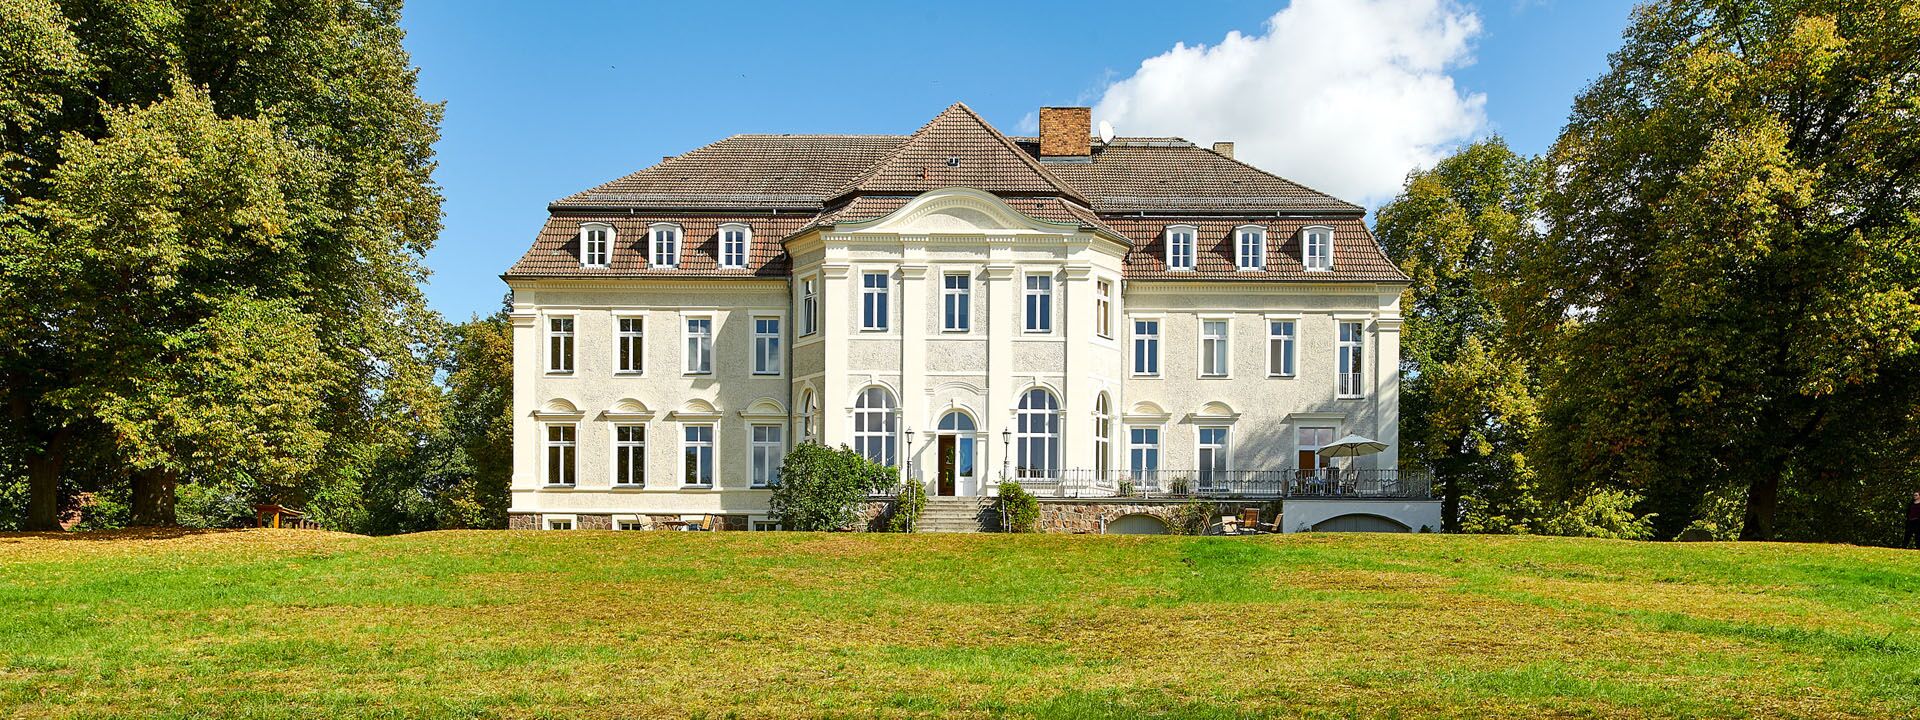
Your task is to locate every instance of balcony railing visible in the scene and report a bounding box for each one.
[1010,468,1431,500]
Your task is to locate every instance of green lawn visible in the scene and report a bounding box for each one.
[1,530,1917,719]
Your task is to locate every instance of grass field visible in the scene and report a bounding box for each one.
[2,530,1917,719]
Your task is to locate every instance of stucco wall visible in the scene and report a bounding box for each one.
[1281,499,1442,533]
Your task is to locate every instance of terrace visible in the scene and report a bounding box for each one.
[1005,468,1433,500]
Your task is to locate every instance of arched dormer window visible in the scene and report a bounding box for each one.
[649,223,682,269]
[1165,225,1197,271]
[1235,225,1265,271]
[1301,226,1334,271]
[718,222,751,269]
[579,222,613,268]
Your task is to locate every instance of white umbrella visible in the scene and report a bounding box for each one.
[1316,434,1387,458]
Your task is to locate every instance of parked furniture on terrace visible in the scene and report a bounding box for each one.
[1025,468,1432,500]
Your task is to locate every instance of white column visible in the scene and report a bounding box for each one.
[898,263,928,488]
[983,263,1017,489]
[1374,317,1403,470]
[1061,265,1094,477]
[508,306,539,505]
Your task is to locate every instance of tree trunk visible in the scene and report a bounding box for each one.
[1442,475,1460,533]
[129,468,179,527]
[24,429,71,531]
[1738,472,1780,541]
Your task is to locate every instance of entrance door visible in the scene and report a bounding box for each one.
[936,436,957,496]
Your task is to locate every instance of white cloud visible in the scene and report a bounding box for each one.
[1091,0,1487,206]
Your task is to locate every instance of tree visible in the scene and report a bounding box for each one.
[437,307,514,529]
[1375,139,1549,533]
[769,444,897,531]
[1528,0,1920,540]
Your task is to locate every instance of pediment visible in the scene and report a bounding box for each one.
[604,398,654,420]
[533,398,584,419]
[740,397,787,418]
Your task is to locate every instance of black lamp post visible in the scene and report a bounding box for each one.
[1001,427,1013,481]
[903,427,915,485]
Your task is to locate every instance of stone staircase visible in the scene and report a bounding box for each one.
[914,496,995,533]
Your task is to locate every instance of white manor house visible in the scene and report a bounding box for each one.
[505,104,1438,533]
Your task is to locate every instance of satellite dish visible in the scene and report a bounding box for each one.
[1097,120,1115,145]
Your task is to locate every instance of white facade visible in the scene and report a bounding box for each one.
[508,188,1405,528]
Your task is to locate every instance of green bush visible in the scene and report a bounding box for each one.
[1539,488,1657,540]
[177,482,256,529]
[997,481,1039,533]
[1169,500,1213,535]
[769,443,897,531]
[884,481,925,533]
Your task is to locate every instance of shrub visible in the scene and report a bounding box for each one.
[997,481,1039,533]
[883,481,925,533]
[769,443,897,531]
[1169,500,1213,535]
[1538,488,1657,540]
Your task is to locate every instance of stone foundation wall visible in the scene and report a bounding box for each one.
[1036,499,1274,534]
[508,513,536,530]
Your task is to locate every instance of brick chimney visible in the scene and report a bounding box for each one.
[1212,142,1235,160]
[1038,107,1091,158]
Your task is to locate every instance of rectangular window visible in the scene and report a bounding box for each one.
[1200,319,1230,378]
[1338,321,1365,397]
[683,424,715,486]
[752,520,782,531]
[616,317,644,374]
[799,276,818,336]
[1298,426,1336,471]
[1304,228,1332,271]
[942,273,971,332]
[752,317,781,375]
[616,519,647,531]
[1237,227,1265,270]
[547,317,574,374]
[684,317,713,375]
[1167,227,1195,270]
[1198,427,1229,490]
[613,425,645,487]
[1024,275,1052,333]
[750,424,784,488]
[1129,427,1160,478]
[1095,279,1114,339]
[719,226,748,268]
[583,227,610,267]
[547,518,573,531]
[545,424,576,486]
[651,225,680,268]
[1132,319,1160,376]
[861,272,889,331]
[1268,319,1296,377]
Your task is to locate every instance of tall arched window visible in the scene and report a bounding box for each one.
[1093,393,1112,478]
[798,389,817,441]
[1015,388,1059,480]
[853,387,897,467]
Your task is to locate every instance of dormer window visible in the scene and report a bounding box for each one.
[1235,225,1265,271]
[1302,226,1333,271]
[718,223,750,269]
[580,223,612,267]
[649,223,681,269]
[1165,225,1196,271]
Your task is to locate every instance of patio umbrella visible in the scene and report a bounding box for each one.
[1316,434,1387,458]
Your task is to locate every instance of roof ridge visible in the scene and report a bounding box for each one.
[826,103,1088,205]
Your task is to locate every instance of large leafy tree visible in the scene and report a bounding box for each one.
[1527,0,1920,541]
[1376,139,1548,533]
[0,0,443,529]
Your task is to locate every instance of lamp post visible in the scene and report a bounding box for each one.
[1001,427,1013,483]
[903,427,916,486]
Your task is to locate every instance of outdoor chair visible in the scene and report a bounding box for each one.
[1240,508,1261,531]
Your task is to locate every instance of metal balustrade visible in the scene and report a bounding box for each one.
[1012,468,1432,499]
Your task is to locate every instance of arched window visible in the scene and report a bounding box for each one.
[649,223,682,268]
[1165,225,1196,271]
[580,223,612,267]
[1015,388,1059,480]
[1302,226,1333,271]
[1235,225,1265,270]
[798,389,817,441]
[718,222,751,269]
[853,387,897,467]
[1094,393,1112,478]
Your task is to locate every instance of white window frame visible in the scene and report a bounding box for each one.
[1165,225,1197,271]
[861,271,890,332]
[1093,393,1112,478]
[1196,425,1231,490]
[1131,317,1161,377]
[717,222,750,269]
[1128,426,1161,479]
[751,519,782,532]
[1095,279,1114,339]
[852,386,898,467]
[1337,320,1365,398]
[1302,226,1333,272]
[1014,388,1060,481]
[611,424,645,487]
[546,316,574,375]
[798,274,819,336]
[752,315,781,376]
[614,315,644,375]
[580,222,613,268]
[684,314,714,375]
[1235,224,1265,271]
[543,423,577,487]
[798,389,817,442]
[941,272,971,332]
[1199,316,1231,379]
[1266,317,1297,378]
[615,519,647,531]
[649,222,682,269]
[750,423,785,488]
[681,423,716,487]
[1023,273,1053,334]
[546,517,574,531]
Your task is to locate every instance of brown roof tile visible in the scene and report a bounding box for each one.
[827,103,1087,204]
[1018,137,1360,214]
[1111,216,1404,281]
[504,213,806,278]
[551,135,901,210]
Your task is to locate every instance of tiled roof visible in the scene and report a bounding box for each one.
[1111,217,1405,281]
[512,103,1403,283]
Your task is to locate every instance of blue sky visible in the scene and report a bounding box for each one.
[402,0,1638,321]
